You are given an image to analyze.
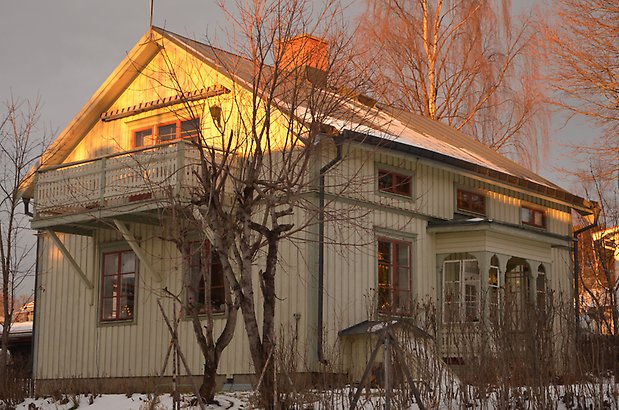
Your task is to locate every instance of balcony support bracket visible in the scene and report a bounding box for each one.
[46,229,94,291]
[113,219,163,282]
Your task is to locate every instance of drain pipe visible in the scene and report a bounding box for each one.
[573,219,598,339]
[317,134,344,365]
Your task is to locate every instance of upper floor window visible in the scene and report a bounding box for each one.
[457,189,485,215]
[377,238,412,314]
[378,169,412,197]
[101,250,136,322]
[521,206,545,228]
[133,118,200,148]
[186,241,225,314]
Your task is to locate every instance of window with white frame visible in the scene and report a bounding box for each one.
[443,257,480,323]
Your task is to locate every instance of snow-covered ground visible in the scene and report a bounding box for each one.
[5,382,618,409]
[13,393,250,410]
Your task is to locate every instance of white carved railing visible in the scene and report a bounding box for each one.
[35,141,202,217]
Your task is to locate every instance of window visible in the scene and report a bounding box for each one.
[521,206,545,228]
[457,189,485,215]
[443,258,480,323]
[378,169,412,197]
[133,118,200,148]
[377,238,412,314]
[101,250,136,322]
[187,241,225,314]
[536,265,547,310]
[488,256,500,323]
[505,259,530,330]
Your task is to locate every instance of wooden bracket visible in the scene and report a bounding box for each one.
[113,219,163,282]
[46,230,94,290]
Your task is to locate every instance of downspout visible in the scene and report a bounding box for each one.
[317,134,344,365]
[573,220,597,339]
[30,232,41,384]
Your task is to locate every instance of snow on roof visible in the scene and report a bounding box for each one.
[0,321,33,334]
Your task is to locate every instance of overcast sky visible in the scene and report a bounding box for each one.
[1,0,596,185]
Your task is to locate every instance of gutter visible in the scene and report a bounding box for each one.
[317,135,345,365]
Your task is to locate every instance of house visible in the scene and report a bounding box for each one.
[21,26,595,392]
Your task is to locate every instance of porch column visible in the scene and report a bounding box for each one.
[471,252,491,321]
[527,259,540,306]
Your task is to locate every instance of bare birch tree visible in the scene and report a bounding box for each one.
[355,0,548,168]
[0,97,42,390]
[543,0,619,184]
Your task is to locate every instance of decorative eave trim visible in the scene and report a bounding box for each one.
[100,84,230,122]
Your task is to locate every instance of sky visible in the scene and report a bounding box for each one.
[0,0,601,297]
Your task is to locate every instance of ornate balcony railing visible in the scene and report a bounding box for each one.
[34,140,202,218]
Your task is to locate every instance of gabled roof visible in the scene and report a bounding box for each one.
[30,26,592,213]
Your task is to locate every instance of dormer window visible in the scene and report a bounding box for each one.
[378,169,412,197]
[457,189,485,215]
[521,206,545,228]
[133,118,200,148]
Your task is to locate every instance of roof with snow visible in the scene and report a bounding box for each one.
[28,26,592,213]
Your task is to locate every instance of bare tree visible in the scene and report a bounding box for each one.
[0,97,42,389]
[355,0,548,168]
[544,0,619,134]
[137,1,370,406]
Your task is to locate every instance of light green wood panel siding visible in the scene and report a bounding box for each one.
[435,230,553,263]
[435,231,488,255]
[34,224,263,380]
[550,246,572,297]
[485,231,552,263]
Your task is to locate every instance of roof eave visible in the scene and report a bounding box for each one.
[343,129,594,214]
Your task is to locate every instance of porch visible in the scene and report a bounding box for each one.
[31,140,202,233]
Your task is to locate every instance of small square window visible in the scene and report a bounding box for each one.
[158,123,177,142]
[378,169,412,197]
[457,189,485,215]
[521,206,545,228]
[134,128,153,148]
[180,119,200,140]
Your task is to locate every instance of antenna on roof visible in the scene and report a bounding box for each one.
[149,0,154,28]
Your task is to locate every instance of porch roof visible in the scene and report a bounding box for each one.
[338,319,432,339]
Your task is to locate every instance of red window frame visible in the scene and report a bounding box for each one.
[133,118,200,148]
[378,169,412,197]
[521,206,545,228]
[100,250,136,322]
[377,238,412,314]
[457,189,486,215]
[187,241,225,314]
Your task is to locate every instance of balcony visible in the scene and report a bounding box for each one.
[32,141,202,232]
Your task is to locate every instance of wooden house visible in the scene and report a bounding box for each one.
[21,27,594,392]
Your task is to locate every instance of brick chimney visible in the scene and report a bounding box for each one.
[280,34,328,74]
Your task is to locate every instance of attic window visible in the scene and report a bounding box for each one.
[521,206,545,228]
[133,118,200,148]
[457,189,485,215]
[378,169,412,197]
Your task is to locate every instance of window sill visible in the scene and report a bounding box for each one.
[98,318,136,327]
